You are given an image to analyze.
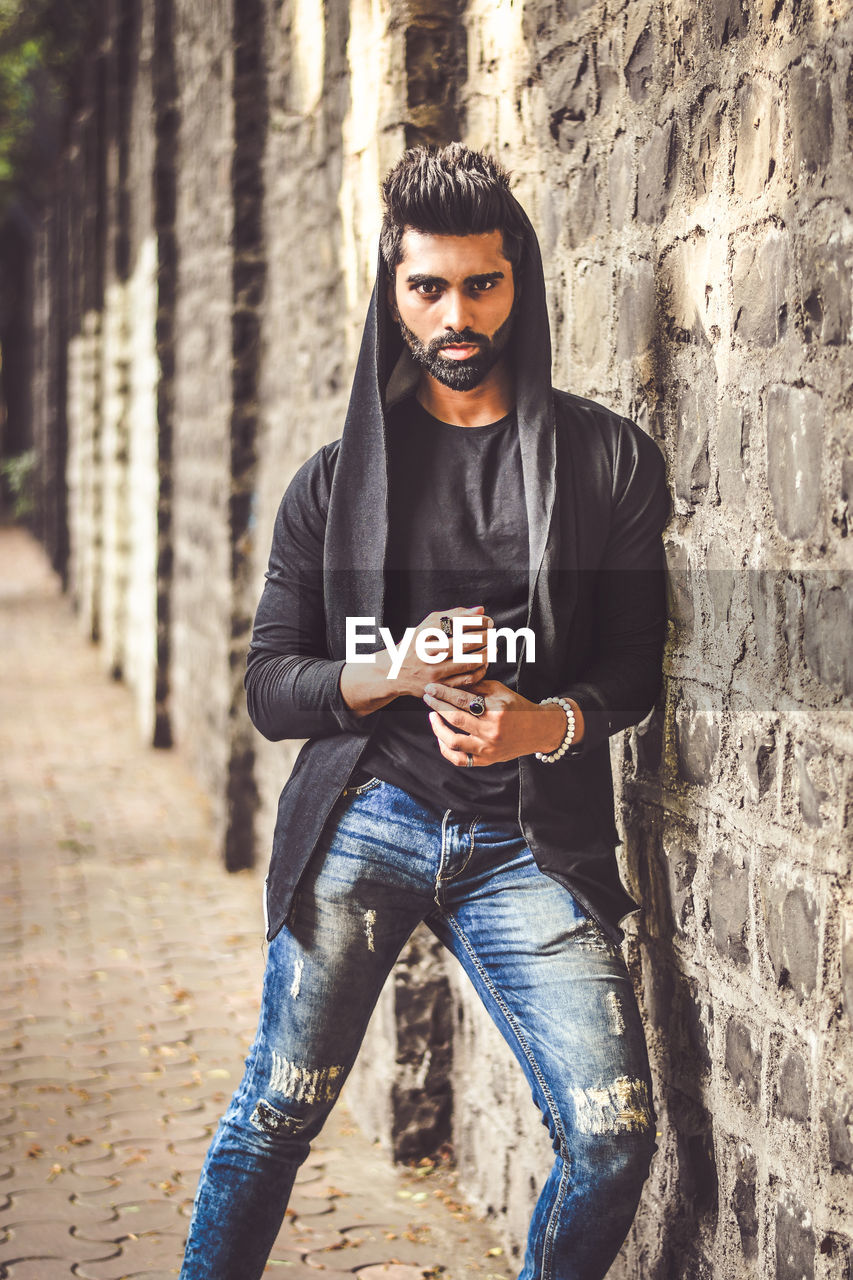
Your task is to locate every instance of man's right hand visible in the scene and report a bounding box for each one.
[395,606,494,697]
[339,606,493,717]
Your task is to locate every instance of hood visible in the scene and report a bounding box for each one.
[322,200,561,664]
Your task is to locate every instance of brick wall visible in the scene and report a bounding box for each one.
[24,1,852,1275]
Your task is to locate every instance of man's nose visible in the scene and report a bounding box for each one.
[441,289,474,334]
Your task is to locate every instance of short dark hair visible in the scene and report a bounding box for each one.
[379,143,527,278]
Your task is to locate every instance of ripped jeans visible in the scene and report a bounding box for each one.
[179,777,657,1280]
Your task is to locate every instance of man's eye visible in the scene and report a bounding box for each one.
[472,281,496,292]
[416,283,441,296]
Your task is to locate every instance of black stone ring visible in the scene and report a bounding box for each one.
[468,696,486,717]
[439,615,453,638]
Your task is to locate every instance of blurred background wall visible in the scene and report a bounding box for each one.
[2,0,851,1274]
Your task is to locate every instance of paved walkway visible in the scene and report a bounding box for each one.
[0,528,509,1280]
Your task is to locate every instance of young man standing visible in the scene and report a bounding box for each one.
[180,144,669,1280]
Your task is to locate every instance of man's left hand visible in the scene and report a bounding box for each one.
[423,679,580,766]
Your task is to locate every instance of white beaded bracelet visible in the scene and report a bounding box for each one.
[534,696,576,762]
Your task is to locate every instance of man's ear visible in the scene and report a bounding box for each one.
[386,279,398,317]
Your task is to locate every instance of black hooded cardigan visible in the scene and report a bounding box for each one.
[246,212,670,944]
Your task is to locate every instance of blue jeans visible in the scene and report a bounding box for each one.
[180,778,656,1280]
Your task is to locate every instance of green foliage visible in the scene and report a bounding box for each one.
[0,0,97,217]
[0,448,36,518]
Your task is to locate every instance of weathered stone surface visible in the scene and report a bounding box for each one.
[766,384,823,541]
[789,60,833,175]
[710,851,750,967]
[716,400,748,509]
[608,130,634,229]
[704,0,747,47]
[803,573,853,696]
[675,690,720,785]
[637,120,679,224]
[616,258,655,359]
[843,915,853,1023]
[776,1048,810,1124]
[725,1018,761,1106]
[741,721,775,802]
[692,89,724,198]
[800,233,853,346]
[545,44,596,155]
[776,1193,816,1280]
[763,879,819,998]
[823,1093,853,1176]
[571,261,611,367]
[624,24,654,103]
[732,225,790,346]
[731,1143,758,1259]
[674,388,711,506]
[794,740,833,830]
[733,78,780,200]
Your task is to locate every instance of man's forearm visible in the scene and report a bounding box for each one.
[339,653,401,718]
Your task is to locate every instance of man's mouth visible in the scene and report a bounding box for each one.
[439,343,481,359]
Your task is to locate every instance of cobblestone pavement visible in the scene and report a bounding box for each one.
[0,529,511,1280]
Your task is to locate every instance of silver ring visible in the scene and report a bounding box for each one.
[468,696,486,717]
[439,615,453,638]
[466,753,474,768]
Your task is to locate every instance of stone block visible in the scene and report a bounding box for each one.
[563,163,605,249]
[675,978,714,1076]
[656,819,698,938]
[616,258,655,359]
[741,721,776,803]
[734,78,781,200]
[570,261,611,367]
[763,877,819,998]
[692,88,724,198]
[725,1016,761,1106]
[665,538,694,638]
[823,1092,853,1177]
[732,225,790,346]
[674,1101,718,1218]
[674,689,719,785]
[710,850,750,967]
[801,234,853,346]
[624,23,654,103]
[803,573,853,696]
[716,400,748,509]
[776,1191,816,1280]
[731,1142,759,1259]
[674,388,711,507]
[842,914,853,1023]
[766,384,823,541]
[608,131,635,229]
[790,60,833,175]
[545,45,596,155]
[637,120,679,224]
[775,1047,810,1124]
[703,0,747,46]
[794,739,835,830]
[660,231,720,346]
[749,569,779,665]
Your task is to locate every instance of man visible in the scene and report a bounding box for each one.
[180,144,669,1280]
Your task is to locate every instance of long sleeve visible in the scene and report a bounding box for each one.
[561,419,670,756]
[245,446,377,742]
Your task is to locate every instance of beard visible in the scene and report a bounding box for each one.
[392,305,516,392]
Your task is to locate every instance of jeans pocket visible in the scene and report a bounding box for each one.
[344,775,382,797]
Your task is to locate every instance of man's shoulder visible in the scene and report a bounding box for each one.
[552,388,664,472]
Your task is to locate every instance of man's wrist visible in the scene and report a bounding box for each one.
[532,698,584,756]
[340,652,401,717]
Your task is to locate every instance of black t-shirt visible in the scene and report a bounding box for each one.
[353,395,530,824]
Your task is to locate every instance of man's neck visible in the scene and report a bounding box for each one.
[416,361,515,427]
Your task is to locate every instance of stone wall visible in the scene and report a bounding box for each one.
[21,0,852,1276]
